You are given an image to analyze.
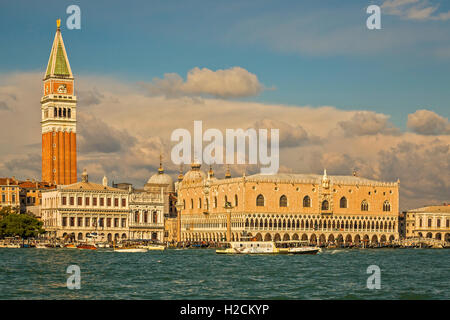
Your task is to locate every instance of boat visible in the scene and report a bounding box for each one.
[114,247,148,253]
[35,243,51,249]
[5,243,21,248]
[64,244,77,249]
[139,244,166,251]
[216,240,321,255]
[77,243,97,250]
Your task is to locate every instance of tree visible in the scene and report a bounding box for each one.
[0,206,19,219]
[0,213,45,239]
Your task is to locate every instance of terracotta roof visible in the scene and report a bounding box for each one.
[0,178,19,186]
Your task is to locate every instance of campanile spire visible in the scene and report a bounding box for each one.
[41,20,77,185]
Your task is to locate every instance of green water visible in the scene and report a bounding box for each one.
[0,248,448,299]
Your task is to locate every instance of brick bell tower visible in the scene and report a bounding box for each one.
[41,19,77,185]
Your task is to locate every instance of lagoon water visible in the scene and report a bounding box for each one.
[0,248,448,299]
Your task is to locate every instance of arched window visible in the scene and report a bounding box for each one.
[198,198,202,208]
[383,201,391,212]
[68,108,71,118]
[63,108,66,117]
[190,199,194,209]
[321,200,329,211]
[183,199,186,210]
[224,195,228,206]
[153,211,158,223]
[340,197,347,208]
[58,108,62,117]
[256,194,264,207]
[234,194,238,207]
[361,200,369,211]
[206,198,209,210]
[54,108,57,117]
[214,197,217,208]
[303,196,311,208]
[279,195,287,207]
[134,211,139,223]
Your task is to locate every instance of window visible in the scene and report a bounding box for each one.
[428,219,432,227]
[107,198,111,206]
[153,211,158,223]
[85,217,90,227]
[54,108,57,117]
[198,198,202,208]
[437,219,441,227]
[144,212,148,223]
[361,200,369,211]
[1,194,5,203]
[121,218,126,228]
[77,197,82,206]
[183,199,186,210]
[303,196,311,208]
[114,218,119,228]
[121,198,126,207]
[235,195,238,207]
[93,197,97,206]
[62,196,67,205]
[134,212,139,222]
[190,199,193,209]
[106,218,111,228]
[383,201,391,212]
[114,198,119,207]
[85,197,90,206]
[214,197,217,208]
[68,108,71,118]
[321,200,329,211]
[70,197,74,205]
[70,217,75,227]
[340,197,347,208]
[77,217,83,227]
[12,195,16,203]
[256,194,265,207]
[279,195,287,207]
[100,198,104,206]
[62,217,67,227]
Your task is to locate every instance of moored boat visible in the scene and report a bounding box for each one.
[216,240,321,255]
[64,243,77,249]
[114,247,148,253]
[77,243,97,250]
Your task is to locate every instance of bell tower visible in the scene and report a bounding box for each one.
[41,19,77,185]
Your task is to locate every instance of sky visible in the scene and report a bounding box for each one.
[0,0,449,210]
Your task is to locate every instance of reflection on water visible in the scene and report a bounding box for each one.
[0,248,448,299]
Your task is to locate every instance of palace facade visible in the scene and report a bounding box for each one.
[176,164,400,245]
[41,169,167,242]
[404,205,450,242]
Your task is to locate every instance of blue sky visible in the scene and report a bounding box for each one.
[1,0,449,128]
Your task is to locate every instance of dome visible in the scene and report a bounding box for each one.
[182,163,206,184]
[144,160,175,192]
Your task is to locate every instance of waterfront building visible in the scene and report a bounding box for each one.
[128,190,165,241]
[41,20,77,185]
[405,205,450,242]
[0,177,20,211]
[18,179,54,216]
[41,170,129,242]
[176,164,400,245]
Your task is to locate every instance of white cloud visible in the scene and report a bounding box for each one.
[407,109,450,135]
[382,0,450,21]
[141,66,265,98]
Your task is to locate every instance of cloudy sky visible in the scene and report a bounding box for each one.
[0,0,449,210]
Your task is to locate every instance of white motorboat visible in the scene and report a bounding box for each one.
[114,247,148,253]
[216,240,321,255]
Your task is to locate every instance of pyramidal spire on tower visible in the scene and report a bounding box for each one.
[45,19,73,79]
